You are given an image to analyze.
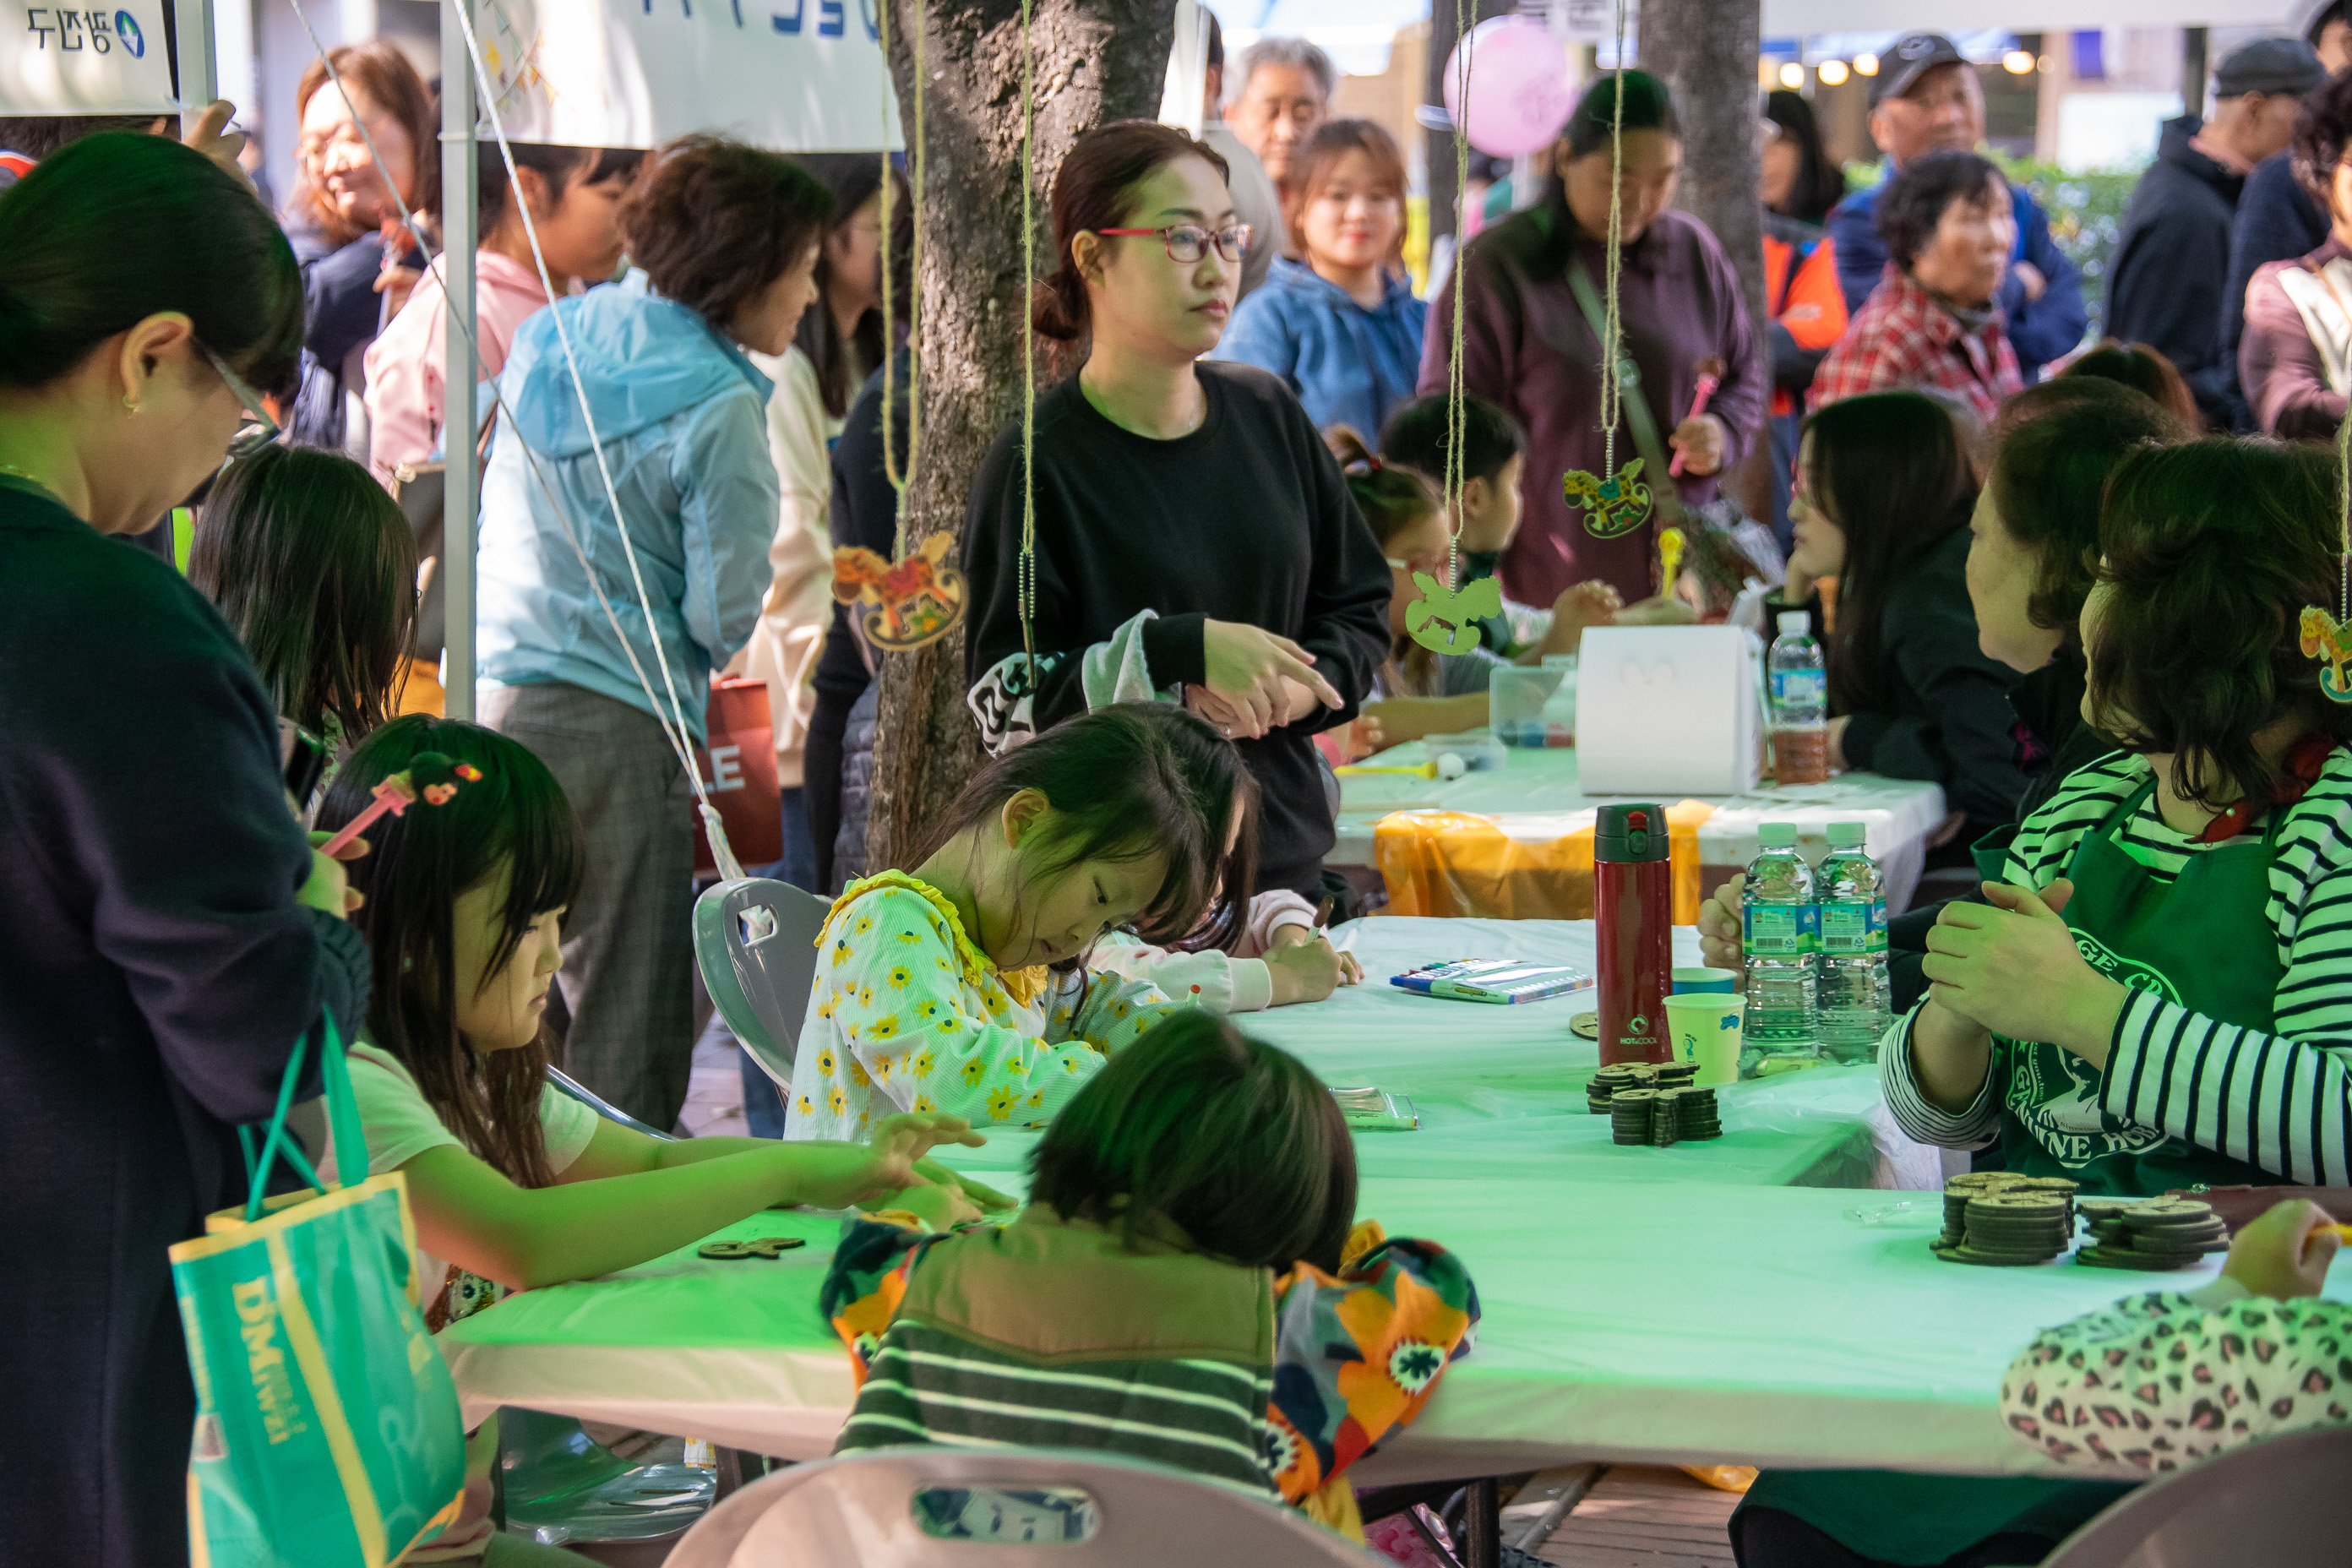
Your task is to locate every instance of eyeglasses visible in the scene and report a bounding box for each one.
[1097,223,1255,264]
[199,342,281,462]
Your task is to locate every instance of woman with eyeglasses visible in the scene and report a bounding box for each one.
[0,133,373,1564]
[963,119,1391,913]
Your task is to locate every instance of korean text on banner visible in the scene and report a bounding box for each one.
[471,0,903,152]
[2,4,174,114]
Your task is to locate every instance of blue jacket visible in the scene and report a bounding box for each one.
[1212,257,1427,436]
[476,271,779,744]
[1827,164,2088,380]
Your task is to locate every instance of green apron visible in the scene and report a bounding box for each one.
[1987,773,2284,1196]
[1742,776,2284,1563]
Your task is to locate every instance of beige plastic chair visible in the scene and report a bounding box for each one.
[660,1448,1383,1566]
[2039,1424,2349,1568]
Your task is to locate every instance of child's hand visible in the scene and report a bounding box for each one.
[887,1179,986,1229]
[1615,594,1699,627]
[1266,934,1348,1006]
[912,1157,1016,1212]
[1696,874,1745,987]
[2221,1200,2344,1300]
[1540,580,1621,657]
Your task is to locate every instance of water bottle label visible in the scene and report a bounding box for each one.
[1770,670,1826,709]
[1744,903,1818,956]
[1819,897,1888,954]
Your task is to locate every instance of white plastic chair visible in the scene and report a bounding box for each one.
[692,877,831,1096]
[660,1448,1383,1566]
[2039,1424,2350,1568]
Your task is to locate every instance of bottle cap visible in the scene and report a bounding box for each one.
[1757,821,1798,848]
[1777,611,1811,636]
[1595,802,1670,863]
[1827,820,1865,848]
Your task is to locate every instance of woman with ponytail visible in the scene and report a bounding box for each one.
[962,120,1391,908]
[0,134,373,1562]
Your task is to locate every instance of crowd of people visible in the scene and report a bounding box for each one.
[3,17,2351,1568]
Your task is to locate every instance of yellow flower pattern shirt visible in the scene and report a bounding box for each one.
[781,872,1189,1141]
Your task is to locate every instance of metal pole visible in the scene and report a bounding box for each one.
[173,0,219,136]
[441,0,479,720]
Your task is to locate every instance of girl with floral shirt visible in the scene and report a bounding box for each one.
[784,704,1252,1139]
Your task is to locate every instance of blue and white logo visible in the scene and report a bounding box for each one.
[115,10,145,57]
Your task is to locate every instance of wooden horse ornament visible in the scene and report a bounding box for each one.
[2300,605,2352,703]
[832,533,968,652]
[1563,459,1654,540]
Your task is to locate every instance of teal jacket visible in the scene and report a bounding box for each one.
[476,272,777,743]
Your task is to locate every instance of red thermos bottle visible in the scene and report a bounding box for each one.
[1594,803,1672,1065]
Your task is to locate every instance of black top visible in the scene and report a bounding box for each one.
[0,479,371,1560]
[1832,529,2029,841]
[961,362,1391,896]
[814,351,910,713]
[1887,654,2113,1010]
[2106,117,2246,425]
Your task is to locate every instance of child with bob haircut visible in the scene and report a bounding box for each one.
[784,703,1248,1139]
[319,716,998,1559]
[823,1011,1478,1540]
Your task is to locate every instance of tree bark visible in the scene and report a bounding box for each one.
[867,0,1177,872]
[1640,0,1767,337]
[1423,0,1518,249]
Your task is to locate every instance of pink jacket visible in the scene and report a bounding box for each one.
[363,250,554,482]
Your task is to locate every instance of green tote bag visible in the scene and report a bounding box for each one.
[170,1010,468,1566]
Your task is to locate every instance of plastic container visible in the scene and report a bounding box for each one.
[1816,820,1891,1064]
[1489,658,1575,748]
[1741,820,1820,1075]
[1421,732,1509,774]
[1768,611,1829,786]
[1594,803,1673,1066]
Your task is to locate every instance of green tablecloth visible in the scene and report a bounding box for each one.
[439,1179,2352,1480]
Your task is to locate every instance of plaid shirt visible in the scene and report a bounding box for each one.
[1810,264,2023,426]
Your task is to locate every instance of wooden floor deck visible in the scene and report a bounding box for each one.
[1530,1466,1741,1568]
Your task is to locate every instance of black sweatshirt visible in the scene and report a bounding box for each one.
[0,479,372,1561]
[962,362,1391,896]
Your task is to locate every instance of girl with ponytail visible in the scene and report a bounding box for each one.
[962,120,1392,912]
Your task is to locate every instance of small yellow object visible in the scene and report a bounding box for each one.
[1335,763,1440,780]
[1658,526,1685,591]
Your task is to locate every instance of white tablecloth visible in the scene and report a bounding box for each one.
[1332,743,1948,913]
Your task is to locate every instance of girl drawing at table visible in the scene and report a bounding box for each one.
[822,1011,1480,1542]
[317,716,1004,1561]
[783,703,1250,1141]
[1337,427,1619,750]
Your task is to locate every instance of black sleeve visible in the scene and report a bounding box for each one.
[1840,558,2028,828]
[1285,400,1394,735]
[18,562,362,1122]
[814,361,906,707]
[302,233,389,372]
[961,422,1090,735]
[1767,320,1827,395]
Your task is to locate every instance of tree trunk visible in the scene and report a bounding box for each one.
[1640,1,1767,335]
[1423,0,1518,250]
[866,0,1177,872]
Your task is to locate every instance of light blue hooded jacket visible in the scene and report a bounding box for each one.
[1211,256,1426,438]
[476,271,778,745]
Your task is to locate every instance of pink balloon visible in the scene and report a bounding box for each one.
[1441,16,1576,161]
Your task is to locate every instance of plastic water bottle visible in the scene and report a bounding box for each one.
[1769,611,1828,786]
[1815,821,1892,1064]
[1741,821,1819,1075]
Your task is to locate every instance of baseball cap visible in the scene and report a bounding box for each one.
[2214,37,2327,99]
[1871,33,1968,108]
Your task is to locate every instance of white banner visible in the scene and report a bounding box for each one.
[1,2,174,114]
[471,0,902,153]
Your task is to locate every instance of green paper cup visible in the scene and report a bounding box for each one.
[1664,993,1742,1086]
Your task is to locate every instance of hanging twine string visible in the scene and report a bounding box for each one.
[878,0,925,558]
[1017,0,1039,684]
[1596,0,1630,474]
[1442,0,1473,591]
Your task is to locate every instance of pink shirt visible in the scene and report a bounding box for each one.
[363,249,553,482]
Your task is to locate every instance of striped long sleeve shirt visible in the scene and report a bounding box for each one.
[1882,750,2352,1184]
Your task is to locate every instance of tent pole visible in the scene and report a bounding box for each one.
[440,0,479,720]
[173,0,219,135]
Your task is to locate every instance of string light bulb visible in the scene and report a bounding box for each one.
[1817,59,1849,85]
[1854,52,1878,75]
[2002,50,2036,74]
[1778,61,1805,89]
